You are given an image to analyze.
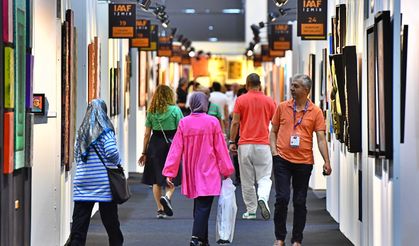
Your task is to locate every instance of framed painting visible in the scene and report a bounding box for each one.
[366,26,377,156]
[329,54,345,143]
[400,25,408,143]
[124,54,131,118]
[139,51,147,107]
[110,68,115,116]
[14,0,27,170]
[308,54,315,103]
[25,112,33,167]
[0,0,3,174]
[343,45,362,153]
[31,94,45,115]
[336,4,346,54]
[375,11,393,159]
[3,112,14,174]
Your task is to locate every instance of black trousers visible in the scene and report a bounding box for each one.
[273,156,313,244]
[192,196,214,242]
[69,201,123,246]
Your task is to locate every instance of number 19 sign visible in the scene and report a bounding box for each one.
[109,4,136,38]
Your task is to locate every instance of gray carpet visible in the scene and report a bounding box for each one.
[85,173,353,245]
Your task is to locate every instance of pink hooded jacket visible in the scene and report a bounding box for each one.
[163,113,234,199]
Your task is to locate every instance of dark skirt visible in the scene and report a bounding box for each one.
[142,130,182,186]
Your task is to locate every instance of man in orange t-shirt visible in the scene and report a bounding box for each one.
[229,73,276,221]
[269,74,331,246]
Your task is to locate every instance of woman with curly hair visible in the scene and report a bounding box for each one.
[138,85,183,218]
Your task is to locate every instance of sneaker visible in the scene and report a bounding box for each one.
[156,210,166,219]
[242,212,256,219]
[273,240,285,246]
[160,195,173,216]
[217,239,230,245]
[258,199,271,220]
[190,237,209,246]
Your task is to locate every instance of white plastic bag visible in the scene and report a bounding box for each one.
[216,178,238,244]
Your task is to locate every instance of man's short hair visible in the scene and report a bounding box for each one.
[292,74,312,92]
[212,82,222,92]
[246,73,261,88]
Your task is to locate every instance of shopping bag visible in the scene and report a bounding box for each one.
[216,178,237,244]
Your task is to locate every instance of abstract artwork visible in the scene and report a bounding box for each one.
[3,112,14,174]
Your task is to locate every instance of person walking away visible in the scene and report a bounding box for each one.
[269,74,332,246]
[177,78,190,116]
[210,82,229,131]
[163,92,235,246]
[229,73,276,220]
[68,99,123,246]
[138,85,183,218]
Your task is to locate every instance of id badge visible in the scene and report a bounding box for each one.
[290,135,300,148]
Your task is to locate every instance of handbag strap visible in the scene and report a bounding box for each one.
[93,145,110,170]
[157,119,170,144]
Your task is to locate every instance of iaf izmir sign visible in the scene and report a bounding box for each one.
[109,4,136,38]
[297,0,327,40]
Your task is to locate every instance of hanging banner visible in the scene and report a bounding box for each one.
[131,19,150,48]
[253,54,262,67]
[261,44,272,62]
[157,36,172,57]
[140,24,158,51]
[297,0,327,39]
[169,44,182,63]
[181,50,191,65]
[269,24,292,51]
[108,3,136,38]
[269,49,285,58]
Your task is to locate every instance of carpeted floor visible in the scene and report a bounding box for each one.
[85,173,353,246]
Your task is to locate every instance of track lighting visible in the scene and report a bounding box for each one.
[272,0,288,8]
[138,0,151,10]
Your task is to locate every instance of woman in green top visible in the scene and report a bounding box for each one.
[138,85,183,218]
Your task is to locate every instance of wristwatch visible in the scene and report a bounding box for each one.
[228,140,236,145]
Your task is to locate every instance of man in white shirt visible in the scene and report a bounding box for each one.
[210,82,229,127]
[226,83,239,116]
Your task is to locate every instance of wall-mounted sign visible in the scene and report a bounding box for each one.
[297,0,327,39]
[169,44,182,63]
[269,24,293,50]
[253,54,262,67]
[269,49,285,58]
[157,36,172,57]
[261,44,273,62]
[108,4,136,38]
[181,50,191,65]
[140,25,158,51]
[131,19,150,48]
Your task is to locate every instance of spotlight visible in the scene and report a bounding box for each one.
[246,49,254,57]
[258,22,265,28]
[183,40,192,50]
[249,42,256,50]
[251,24,260,36]
[272,0,288,8]
[279,8,287,16]
[253,36,261,43]
[177,34,184,42]
[162,20,170,28]
[268,12,279,22]
[197,50,204,56]
[138,0,151,10]
[171,28,177,37]
[188,47,196,57]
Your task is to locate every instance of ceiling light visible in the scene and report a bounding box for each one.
[273,0,288,8]
[251,24,260,36]
[162,20,169,28]
[246,49,254,57]
[183,9,196,14]
[138,0,151,10]
[208,37,218,42]
[222,9,242,14]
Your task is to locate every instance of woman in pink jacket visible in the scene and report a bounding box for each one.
[163,92,235,246]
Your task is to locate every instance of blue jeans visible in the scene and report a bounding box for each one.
[273,156,313,244]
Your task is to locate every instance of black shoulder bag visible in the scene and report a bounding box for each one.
[93,146,131,204]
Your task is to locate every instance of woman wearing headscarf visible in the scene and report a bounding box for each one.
[68,99,123,246]
[138,85,183,218]
[163,92,235,246]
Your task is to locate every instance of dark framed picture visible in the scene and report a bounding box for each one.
[336,4,346,54]
[366,26,377,156]
[400,24,408,143]
[343,45,362,153]
[308,54,316,103]
[329,54,346,143]
[32,94,45,115]
[375,11,393,159]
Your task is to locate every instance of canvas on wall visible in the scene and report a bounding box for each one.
[375,11,393,159]
[366,26,377,156]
